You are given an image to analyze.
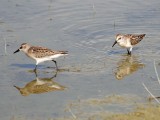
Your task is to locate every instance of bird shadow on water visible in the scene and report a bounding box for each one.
[11,63,44,69]
[108,47,139,55]
[113,55,145,80]
[11,63,71,73]
[10,63,65,70]
[108,50,124,55]
[14,71,66,96]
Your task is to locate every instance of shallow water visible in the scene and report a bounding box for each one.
[0,0,160,119]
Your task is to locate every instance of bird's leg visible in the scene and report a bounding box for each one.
[127,49,131,55]
[34,70,38,77]
[129,47,132,55]
[52,60,58,70]
[34,65,37,73]
[50,71,58,79]
[128,52,131,55]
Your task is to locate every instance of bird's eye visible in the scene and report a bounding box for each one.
[20,46,22,49]
[118,37,121,40]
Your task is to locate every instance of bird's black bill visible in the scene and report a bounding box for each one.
[112,41,117,47]
[14,85,20,90]
[14,49,20,54]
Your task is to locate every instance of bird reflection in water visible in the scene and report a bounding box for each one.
[114,55,145,80]
[14,72,66,96]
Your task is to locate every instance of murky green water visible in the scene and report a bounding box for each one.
[0,0,160,119]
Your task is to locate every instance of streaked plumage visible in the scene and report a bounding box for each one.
[14,43,68,71]
[112,34,146,55]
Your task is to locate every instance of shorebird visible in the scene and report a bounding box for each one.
[14,43,68,71]
[112,34,146,55]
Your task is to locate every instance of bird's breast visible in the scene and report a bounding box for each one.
[118,39,131,48]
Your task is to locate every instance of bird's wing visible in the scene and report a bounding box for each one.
[129,34,146,45]
[28,46,57,58]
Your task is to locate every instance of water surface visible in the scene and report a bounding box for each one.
[0,0,160,119]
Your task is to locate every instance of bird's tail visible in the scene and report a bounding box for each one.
[130,34,146,45]
[59,51,68,55]
[140,34,146,38]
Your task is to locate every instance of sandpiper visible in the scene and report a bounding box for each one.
[112,34,146,55]
[14,43,68,71]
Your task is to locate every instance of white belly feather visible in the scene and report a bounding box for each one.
[118,39,132,48]
[36,54,67,65]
